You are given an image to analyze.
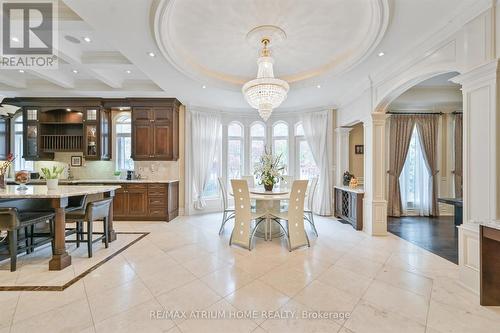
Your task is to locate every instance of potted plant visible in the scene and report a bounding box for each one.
[113,170,122,180]
[254,150,285,191]
[41,166,65,190]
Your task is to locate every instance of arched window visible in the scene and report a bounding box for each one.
[295,122,319,179]
[272,122,288,173]
[250,122,266,172]
[227,122,244,180]
[115,113,133,171]
[13,114,33,171]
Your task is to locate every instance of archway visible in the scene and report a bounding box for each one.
[382,72,463,263]
[364,67,463,237]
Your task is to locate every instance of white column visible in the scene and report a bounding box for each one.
[335,127,352,186]
[363,113,388,236]
[451,60,500,294]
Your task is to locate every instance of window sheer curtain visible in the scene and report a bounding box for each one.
[190,110,221,210]
[399,128,432,216]
[301,111,331,215]
[387,115,416,217]
[414,114,440,216]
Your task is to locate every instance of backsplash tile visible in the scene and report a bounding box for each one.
[31,153,179,181]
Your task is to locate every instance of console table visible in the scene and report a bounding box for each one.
[437,197,462,225]
[334,185,364,230]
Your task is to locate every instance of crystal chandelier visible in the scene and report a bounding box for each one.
[242,38,289,121]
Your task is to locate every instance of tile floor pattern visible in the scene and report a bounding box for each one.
[0,213,499,332]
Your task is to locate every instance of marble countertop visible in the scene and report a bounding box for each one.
[8,178,179,184]
[334,185,365,194]
[479,220,500,231]
[0,185,121,198]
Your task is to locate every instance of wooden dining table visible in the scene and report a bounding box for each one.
[0,185,120,270]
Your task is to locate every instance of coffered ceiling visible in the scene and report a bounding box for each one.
[0,0,481,112]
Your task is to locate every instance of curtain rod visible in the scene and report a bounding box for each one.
[452,111,463,114]
[387,112,443,115]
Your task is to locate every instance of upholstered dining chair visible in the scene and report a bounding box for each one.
[270,180,310,251]
[304,177,319,236]
[229,179,266,251]
[217,177,235,235]
[241,175,255,188]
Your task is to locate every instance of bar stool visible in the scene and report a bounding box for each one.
[65,198,112,257]
[0,208,55,271]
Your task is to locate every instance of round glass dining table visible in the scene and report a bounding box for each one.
[248,187,290,240]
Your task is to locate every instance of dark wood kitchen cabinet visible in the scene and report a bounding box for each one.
[131,99,180,161]
[109,182,179,221]
[2,98,112,161]
[0,116,10,160]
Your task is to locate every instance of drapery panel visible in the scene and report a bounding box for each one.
[301,111,331,215]
[454,113,463,198]
[387,115,416,217]
[190,110,221,210]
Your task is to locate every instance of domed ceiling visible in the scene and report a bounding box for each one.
[155,0,389,90]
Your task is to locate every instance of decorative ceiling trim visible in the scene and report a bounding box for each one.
[153,0,390,91]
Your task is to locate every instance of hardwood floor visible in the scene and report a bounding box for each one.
[387,216,458,264]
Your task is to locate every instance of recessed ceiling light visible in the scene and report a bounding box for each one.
[66,108,71,112]
[18,69,24,73]
[202,85,206,89]
[147,52,156,57]
[72,69,78,74]
[316,85,321,89]
[125,70,131,74]
[64,35,81,44]
[378,52,385,57]
[11,37,19,42]
[83,36,91,43]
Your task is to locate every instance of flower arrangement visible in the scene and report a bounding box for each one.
[254,149,285,191]
[0,153,14,175]
[0,153,15,189]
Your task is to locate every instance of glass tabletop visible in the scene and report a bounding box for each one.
[249,187,290,195]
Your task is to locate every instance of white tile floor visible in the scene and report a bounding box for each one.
[0,213,499,333]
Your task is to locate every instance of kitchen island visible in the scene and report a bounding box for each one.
[7,179,180,221]
[0,185,120,270]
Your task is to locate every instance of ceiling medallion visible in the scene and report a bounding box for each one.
[242,26,289,121]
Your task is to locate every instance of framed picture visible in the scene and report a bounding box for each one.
[71,156,82,167]
[355,145,364,154]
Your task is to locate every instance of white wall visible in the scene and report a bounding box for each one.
[335,2,500,293]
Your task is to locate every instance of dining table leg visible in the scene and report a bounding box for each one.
[49,197,71,271]
[103,190,117,242]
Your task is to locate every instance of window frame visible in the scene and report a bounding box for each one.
[271,121,289,174]
[249,121,267,174]
[12,114,33,172]
[227,121,244,184]
[114,113,133,172]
